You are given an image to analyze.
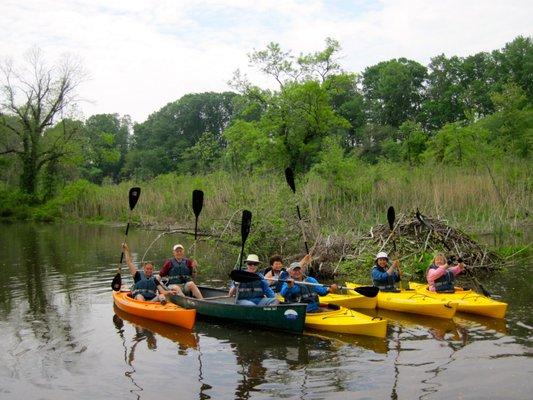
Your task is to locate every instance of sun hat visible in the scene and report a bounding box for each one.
[173,244,184,251]
[375,251,389,260]
[288,262,302,272]
[244,254,261,264]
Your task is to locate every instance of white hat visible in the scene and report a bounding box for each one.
[173,244,184,251]
[244,254,260,263]
[288,262,302,272]
[375,251,389,260]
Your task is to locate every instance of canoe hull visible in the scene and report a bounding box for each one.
[410,283,508,319]
[346,282,457,319]
[170,286,307,334]
[305,305,387,338]
[112,291,196,329]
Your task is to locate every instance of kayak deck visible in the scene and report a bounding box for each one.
[319,291,377,309]
[410,282,508,318]
[345,282,457,319]
[305,304,387,338]
[113,290,196,330]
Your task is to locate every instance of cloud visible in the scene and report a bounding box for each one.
[1,0,531,122]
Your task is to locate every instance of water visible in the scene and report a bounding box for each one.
[0,222,531,399]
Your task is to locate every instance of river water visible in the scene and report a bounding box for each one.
[0,223,531,399]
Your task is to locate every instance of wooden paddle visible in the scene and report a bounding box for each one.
[285,167,309,254]
[230,270,379,298]
[238,210,252,270]
[416,208,491,297]
[111,187,141,291]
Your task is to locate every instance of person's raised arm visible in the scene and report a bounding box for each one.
[122,243,137,277]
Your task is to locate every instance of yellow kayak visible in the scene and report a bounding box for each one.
[409,282,508,319]
[304,304,387,338]
[319,291,377,309]
[346,282,458,319]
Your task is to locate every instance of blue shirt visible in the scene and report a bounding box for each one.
[280,277,327,312]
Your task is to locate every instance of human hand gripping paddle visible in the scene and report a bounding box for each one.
[111,187,141,291]
[285,167,309,254]
[229,269,379,298]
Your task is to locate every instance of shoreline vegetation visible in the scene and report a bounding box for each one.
[1,36,531,279]
[1,160,529,280]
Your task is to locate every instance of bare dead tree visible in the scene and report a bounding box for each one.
[0,47,86,195]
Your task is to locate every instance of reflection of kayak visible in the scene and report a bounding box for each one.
[113,304,199,349]
[368,308,457,334]
[346,282,457,319]
[453,312,508,334]
[305,331,389,354]
[304,304,387,338]
[113,291,196,329]
[319,291,377,309]
[409,282,508,318]
[170,286,307,334]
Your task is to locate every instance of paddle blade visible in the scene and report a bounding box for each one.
[230,269,261,283]
[111,273,122,291]
[192,190,204,217]
[387,206,395,231]
[284,167,296,193]
[352,285,379,298]
[241,210,252,243]
[129,187,141,210]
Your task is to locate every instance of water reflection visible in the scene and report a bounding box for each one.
[0,222,531,400]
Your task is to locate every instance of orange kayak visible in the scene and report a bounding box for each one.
[112,291,196,329]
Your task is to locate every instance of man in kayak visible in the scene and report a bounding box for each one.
[371,251,401,291]
[426,253,465,293]
[280,254,338,312]
[229,254,279,306]
[263,254,289,292]
[158,244,203,299]
[122,243,176,303]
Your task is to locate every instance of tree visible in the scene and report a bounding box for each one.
[0,48,84,196]
[362,58,427,127]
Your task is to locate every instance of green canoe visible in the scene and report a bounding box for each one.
[169,286,307,334]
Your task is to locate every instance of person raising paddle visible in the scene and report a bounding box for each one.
[122,243,175,303]
[158,244,203,299]
[426,253,465,293]
[280,254,338,312]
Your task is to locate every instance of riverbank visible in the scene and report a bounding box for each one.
[1,161,530,277]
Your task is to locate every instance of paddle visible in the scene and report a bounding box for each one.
[111,187,141,291]
[285,167,309,254]
[238,210,252,270]
[192,190,204,241]
[387,205,397,253]
[416,208,491,297]
[230,270,379,298]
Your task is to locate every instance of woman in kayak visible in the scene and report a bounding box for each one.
[263,254,290,292]
[371,251,401,291]
[229,254,279,306]
[122,243,176,303]
[280,254,338,312]
[158,244,203,299]
[426,253,465,292]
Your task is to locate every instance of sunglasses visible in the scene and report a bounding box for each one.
[247,262,259,266]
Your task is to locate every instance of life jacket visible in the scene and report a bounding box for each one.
[427,264,455,293]
[284,280,319,305]
[236,277,265,300]
[132,271,158,300]
[371,265,398,291]
[263,268,289,292]
[167,258,192,284]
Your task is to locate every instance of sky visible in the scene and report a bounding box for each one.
[1,0,532,123]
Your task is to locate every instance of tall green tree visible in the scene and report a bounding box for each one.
[362,58,427,128]
[0,48,84,196]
